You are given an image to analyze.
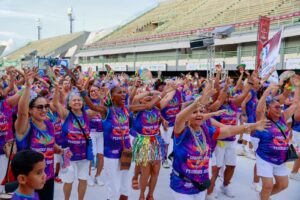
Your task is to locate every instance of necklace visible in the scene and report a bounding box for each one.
[189,126,207,155]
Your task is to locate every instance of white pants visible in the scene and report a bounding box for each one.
[59,159,90,183]
[256,155,288,178]
[0,154,8,192]
[172,190,206,200]
[293,130,300,147]
[90,132,104,154]
[160,125,174,145]
[250,136,260,151]
[215,141,237,167]
[104,157,132,200]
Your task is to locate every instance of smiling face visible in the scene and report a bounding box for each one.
[68,94,83,111]
[267,100,282,120]
[29,97,49,122]
[111,86,126,106]
[89,86,100,100]
[189,107,205,127]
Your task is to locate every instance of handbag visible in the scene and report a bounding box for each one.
[3,140,17,159]
[268,117,299,162]
[69,110,94,161]
[173,170,211,191]
[111,106,132,170]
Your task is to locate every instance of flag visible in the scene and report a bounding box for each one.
[260,28,283,79]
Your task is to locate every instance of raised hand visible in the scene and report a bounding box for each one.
[255,119,271,131]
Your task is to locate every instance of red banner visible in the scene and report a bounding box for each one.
[255,16,270,70]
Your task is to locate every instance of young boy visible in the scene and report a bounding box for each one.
[10,150,46,200]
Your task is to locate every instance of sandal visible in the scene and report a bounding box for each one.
[132,178,139,190]
[146,195,154,200]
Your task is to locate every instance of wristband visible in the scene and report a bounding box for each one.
[80,90,88,97]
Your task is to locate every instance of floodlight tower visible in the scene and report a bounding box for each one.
[67,8,75,34]
[36,18,42,40]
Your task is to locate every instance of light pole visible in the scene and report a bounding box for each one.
[67,8,75,34]
[36,18,42,40]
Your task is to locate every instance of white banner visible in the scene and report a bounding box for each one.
[241,60,255,70]
[139,64,166,71]
[106,64,127,71]
[186,62,200,70]
[260,28,283,78]
[286,58,300,69]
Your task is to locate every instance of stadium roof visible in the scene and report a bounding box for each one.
[4,31,89,61]
[84,0,300,49]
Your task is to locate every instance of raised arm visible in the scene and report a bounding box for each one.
[15,71,33,137]
[130,88,169,112]
[53,81,68,120]
[283,79,300,121]
[231,83,251,107]
[208,78,229,112]
[256,84,278,121]
[174,81,215,134]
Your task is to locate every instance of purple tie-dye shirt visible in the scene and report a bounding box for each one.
[134,107,161,136]
[215,101,238,141]
[170,124,216,194]
[0,99,13,155]
[11,191,39,200]
[62,111,90,161]
[252,116,289,165]
[17,120,55,180]
[103,106,131,158]
[161,90,182,127]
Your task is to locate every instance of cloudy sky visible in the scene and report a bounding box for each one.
[0,0,159,55]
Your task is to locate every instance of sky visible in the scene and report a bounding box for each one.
[0,0,161,55]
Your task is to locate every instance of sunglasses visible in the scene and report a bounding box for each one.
[32,104,50,111]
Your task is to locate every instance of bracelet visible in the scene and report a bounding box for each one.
[157,95,162,100]
[244,124,252,134]
[80,90,88,97]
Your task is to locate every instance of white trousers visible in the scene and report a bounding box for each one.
[104,157,132,200]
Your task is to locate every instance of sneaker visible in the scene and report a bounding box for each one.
[95,176,105,186]
[162,160,170,168]
[87,176,95,186]
[220,185,235,198]
[54,177,63,184]
[290,173,300,181]
[206,193,217,200]
[251,182,262,192]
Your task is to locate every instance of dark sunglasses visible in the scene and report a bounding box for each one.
[32,104,50,111]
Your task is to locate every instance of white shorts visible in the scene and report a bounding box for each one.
[293,130,300,147]
[54,154,62,164]
[242,133,251,142]
[90,132,104,154]
[210,152,217,167]
[104,157,132,200]
[250,136,260,151]
[256,155,289,178]
[215,141,237,167]
[172,190,206,200]
[160,125,174,145]
[59,159,90,183]
[0,154,8,192]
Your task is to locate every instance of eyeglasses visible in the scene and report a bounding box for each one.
[32,104,50,111]
[271,105,283,110]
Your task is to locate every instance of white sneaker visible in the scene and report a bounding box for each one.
[206,193,217,200]
[87,176,95,186]
[95,176,105,186]
[220,185,235,198]
[290,173,300,181]
[251,182,262,192]
[162,160,170,168]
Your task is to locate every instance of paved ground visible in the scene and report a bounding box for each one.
[54,155,300,200]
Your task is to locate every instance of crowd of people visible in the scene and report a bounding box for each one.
[0,64,299,200]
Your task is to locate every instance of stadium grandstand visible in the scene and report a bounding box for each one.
[76,0,300,75]
[0,31,89,69]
